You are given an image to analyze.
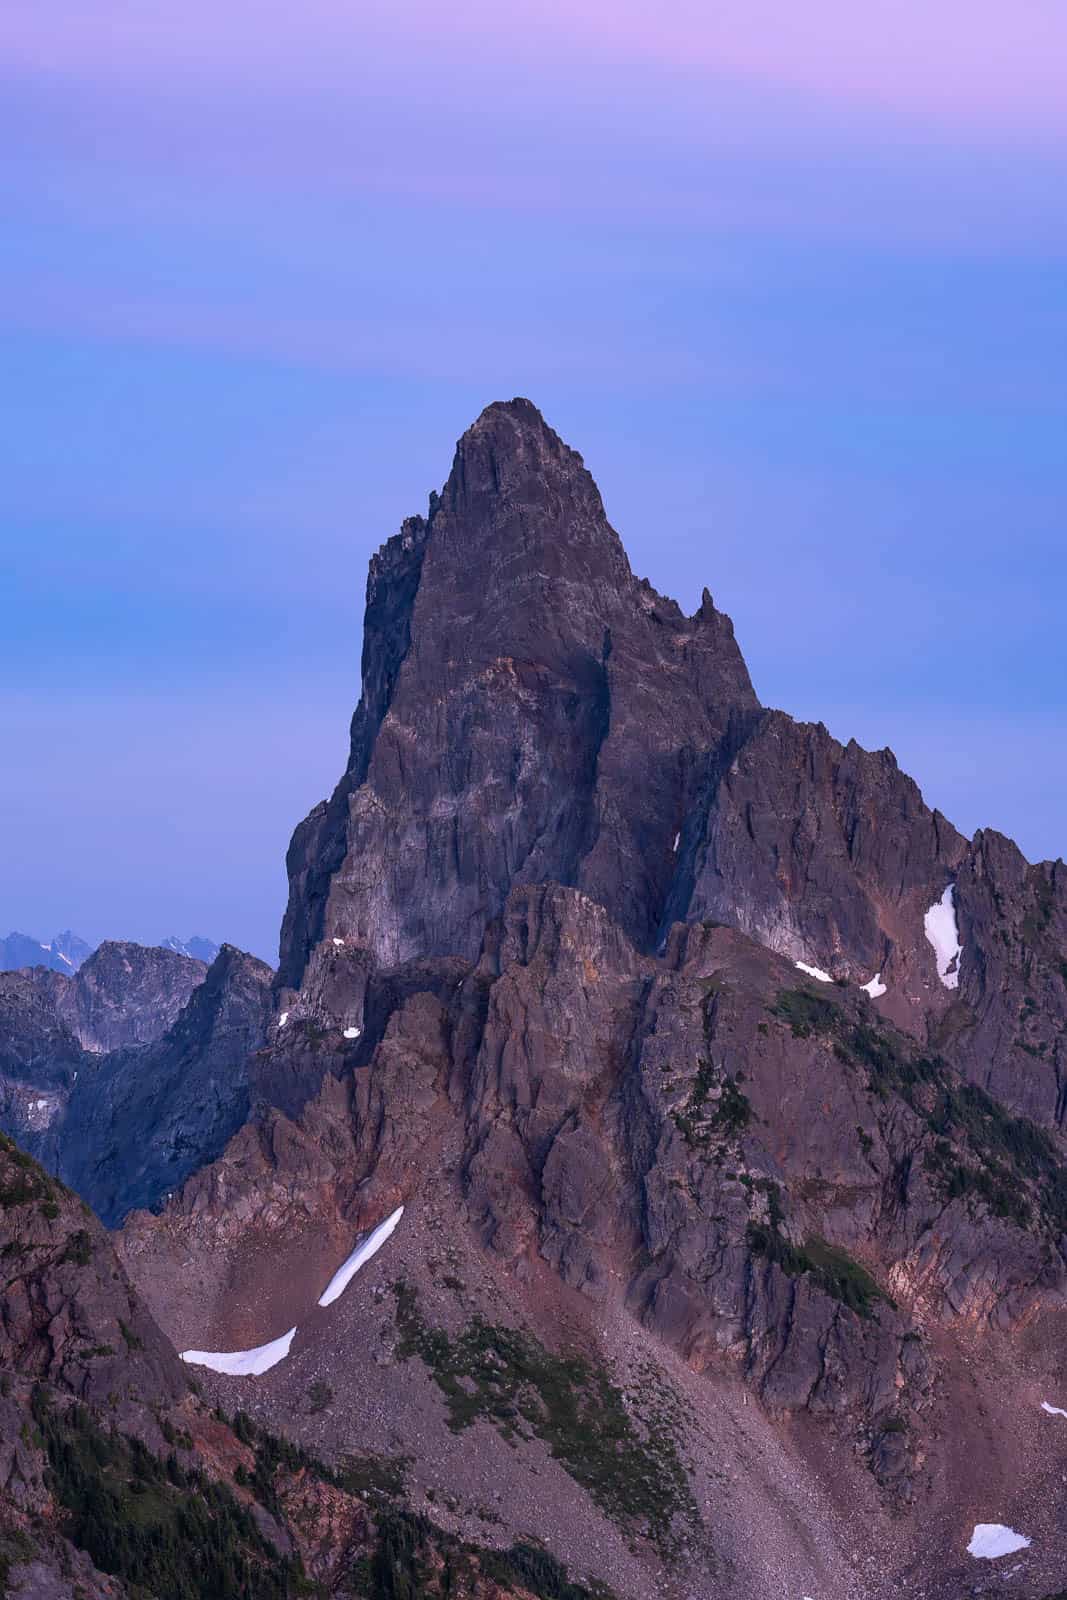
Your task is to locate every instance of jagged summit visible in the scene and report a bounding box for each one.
[441,396,610,527]
[427,396,637,651]
[279,405,1066,1129]
[278,402,757,984]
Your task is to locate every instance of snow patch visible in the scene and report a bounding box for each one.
[924,883,962,989]
[795,961,833,984]
[278,1011,289,1028]
[181,1326,296,1376]
[342,1026,361,1040]
[673,832,680,851]
[967,1524,1030,1560]
[332,938,344,946]
[861,973,887,999]
[1041,1401,1067,1418]
[318,1206,405,1308]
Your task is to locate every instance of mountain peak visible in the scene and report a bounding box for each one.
[279,404,758,981]
[470,394,550,431]
[439,396,609,540]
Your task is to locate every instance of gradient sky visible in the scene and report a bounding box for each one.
[3,2,1065,962]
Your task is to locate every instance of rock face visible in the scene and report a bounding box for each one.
[0,1132,185,1407]
[59,945,274,1225]
[278,400,1067,1125]
[55,940,208,1052]
[0,1128,186,1595]
[0,941,207,1172]
[0,940,207,1059]
[0,944,273,1226]
[279,398,758,993]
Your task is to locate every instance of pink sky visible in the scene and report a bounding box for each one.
[5,0,1067,144]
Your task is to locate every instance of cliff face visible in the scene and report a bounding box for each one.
[279,399,758,991]
[58,945,274,1226]
[110,403,1067,1600]
[0,941,207,1060]
[277,400,1066,1129]
[0,945,273,1226]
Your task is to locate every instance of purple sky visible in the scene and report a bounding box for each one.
[3,2,1065,962]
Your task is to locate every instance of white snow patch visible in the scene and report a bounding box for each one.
[1041,1401,1067,1418]
[278,1011,289,1028]
[673,832,680,851]
[181,1326,296,1376]
[318,1206,404,1308]
[332,938,344,946]
[795,961,833,984]
[967,1524,1030,1560]
[342,1026,361,1040]
[861,973,887,999]
[924,883,962,989]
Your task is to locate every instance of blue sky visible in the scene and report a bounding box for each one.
[3,3,1065,962]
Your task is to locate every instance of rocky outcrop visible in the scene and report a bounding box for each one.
[0,1131,184,1408]
[58,946,273,1226]
[0,945,273,1226]
[277,401,1067,1133]
[278,399,758,997]
[58,940,208,1053]
[0,940,206,1066]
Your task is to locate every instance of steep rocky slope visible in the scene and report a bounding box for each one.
[276,400,1067,1123]
[59,945,274,1225]
[0,945,273,1225]
[107,403,1067,1599]
[0,941,206,1060]
[0,1131,617,1600]
[0,942,209,1176]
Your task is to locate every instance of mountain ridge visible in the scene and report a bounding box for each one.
[1,932,222,975]
[4,400,1066,1598]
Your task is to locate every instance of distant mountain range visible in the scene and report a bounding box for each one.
[158,934,222,963]
[0,930,220,973]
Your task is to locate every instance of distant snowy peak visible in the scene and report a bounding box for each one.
[160,935,221,964]
[0,931,222,975]
[0,930,94,974]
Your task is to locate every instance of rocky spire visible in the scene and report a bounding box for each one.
[278,399,758,985]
